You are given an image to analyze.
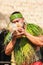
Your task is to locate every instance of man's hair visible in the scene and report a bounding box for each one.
[11,11,21,15]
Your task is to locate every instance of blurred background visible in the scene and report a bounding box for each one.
[0,0,43,28]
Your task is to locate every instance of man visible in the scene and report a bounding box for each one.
[5,12,43,65]
[5,11,43,55]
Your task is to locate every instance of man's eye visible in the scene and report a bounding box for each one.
[16,21,19,22]
[12,20,19,23]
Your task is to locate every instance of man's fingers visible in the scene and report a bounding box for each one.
[12,28,24,38]
[18,28,24,33]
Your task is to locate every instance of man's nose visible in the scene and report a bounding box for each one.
[16,23,21,27]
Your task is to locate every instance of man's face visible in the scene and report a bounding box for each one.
[8,18,25,32]
[12,18,24,28]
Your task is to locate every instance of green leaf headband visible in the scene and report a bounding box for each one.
[10,13,23,22]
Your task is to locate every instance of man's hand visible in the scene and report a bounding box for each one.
[12,27,25,38]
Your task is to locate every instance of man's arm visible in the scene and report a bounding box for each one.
[24,31,43,46]
[5,38,16,55]
[17,28,43,46]
[5,30,24,55]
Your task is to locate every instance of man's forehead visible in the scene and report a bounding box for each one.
[12,18,24,23]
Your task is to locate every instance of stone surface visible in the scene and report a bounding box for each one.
[0,0,43,28]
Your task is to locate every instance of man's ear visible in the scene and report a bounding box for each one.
[23,22,26,29]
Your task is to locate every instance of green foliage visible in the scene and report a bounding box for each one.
[4,31,12,45]
[26,24,43,36]
[14,37,36,65]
